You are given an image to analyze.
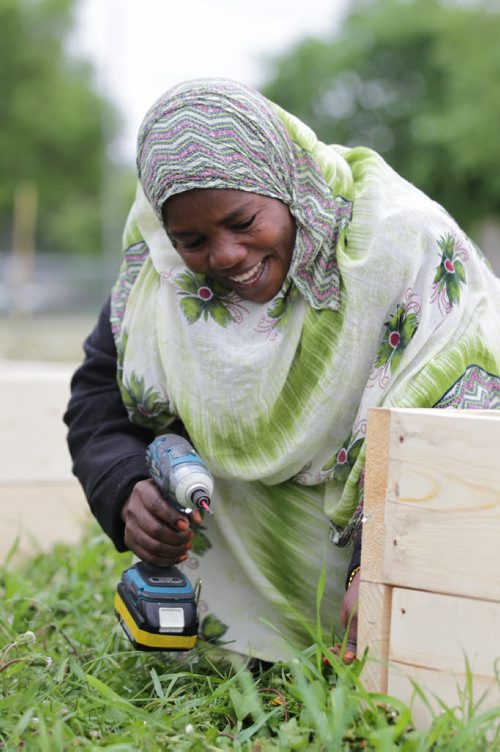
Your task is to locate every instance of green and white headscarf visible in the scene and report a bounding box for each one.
[111,78,500,548]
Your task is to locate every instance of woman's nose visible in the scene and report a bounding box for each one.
[208,236,246,270]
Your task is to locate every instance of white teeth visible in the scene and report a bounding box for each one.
[229,261,263,285]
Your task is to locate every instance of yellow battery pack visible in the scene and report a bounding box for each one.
[115,562,198,651]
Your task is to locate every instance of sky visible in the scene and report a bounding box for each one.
[73,0,351,161]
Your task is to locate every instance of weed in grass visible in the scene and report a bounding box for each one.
[1,524,500,750]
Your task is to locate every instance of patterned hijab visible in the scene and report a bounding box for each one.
[136,78,351,311]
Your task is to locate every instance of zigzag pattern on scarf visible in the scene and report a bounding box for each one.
[434,365,500,409]
[110,241,149,336]
[139,113,292,209]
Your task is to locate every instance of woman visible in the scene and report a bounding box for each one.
[65,78,500,663]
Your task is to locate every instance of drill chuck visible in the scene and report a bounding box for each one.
[167,460,213,512]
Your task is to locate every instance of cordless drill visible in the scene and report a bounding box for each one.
[114,434,214,651]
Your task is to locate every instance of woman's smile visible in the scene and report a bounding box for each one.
[229,258,267,286]
[163,189,296,304]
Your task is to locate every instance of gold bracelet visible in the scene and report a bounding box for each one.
[347,566,360,589]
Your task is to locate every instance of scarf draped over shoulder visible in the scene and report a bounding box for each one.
[110,78,500,545]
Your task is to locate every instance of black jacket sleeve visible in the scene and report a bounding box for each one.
[63,299,154,551]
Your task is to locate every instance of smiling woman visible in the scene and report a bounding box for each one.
[164,189,296,303]
[64,78,500,664]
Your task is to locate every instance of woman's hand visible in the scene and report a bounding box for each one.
[121,479,202,566]
[330,569,360,664]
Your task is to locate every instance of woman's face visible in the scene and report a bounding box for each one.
[163,188,296,304]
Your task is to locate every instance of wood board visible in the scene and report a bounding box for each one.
[357,407,500,724]
[0,361,90,562]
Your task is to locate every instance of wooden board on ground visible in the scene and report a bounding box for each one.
[357,407,500,725]
[0,360,90,563]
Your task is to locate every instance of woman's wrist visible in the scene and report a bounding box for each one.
[346,565,360,590]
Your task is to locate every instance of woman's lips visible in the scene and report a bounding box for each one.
[229,259,266,287]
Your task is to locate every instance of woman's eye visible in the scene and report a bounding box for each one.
[232,215,255,232]
[183,237,204,251]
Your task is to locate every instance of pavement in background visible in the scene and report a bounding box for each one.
[0,313,97,363]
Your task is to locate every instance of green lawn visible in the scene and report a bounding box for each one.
[1,527,499,750]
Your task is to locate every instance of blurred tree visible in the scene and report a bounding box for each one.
[0,0,127,255]
[261,0,500,231]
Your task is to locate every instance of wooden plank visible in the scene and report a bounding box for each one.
[360,407,391,584]
[382,409,500,601]
[357,580,392,693]
[388,663,500,730]
[0,483,90,563]
[0,361,76,483]
[357,408,393,692]
[389,588,500,678]
[373,407,500,419]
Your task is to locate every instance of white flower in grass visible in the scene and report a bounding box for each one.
[185,723,194,734]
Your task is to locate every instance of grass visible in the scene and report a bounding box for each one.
[1,527,500,751]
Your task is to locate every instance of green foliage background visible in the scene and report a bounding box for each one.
[0,0,133,255]
[262,0,500,233]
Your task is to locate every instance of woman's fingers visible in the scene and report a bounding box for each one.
[125,513,193,560]
[122,479,201,564]
[125,527,190,568]
[326,569,361,665]
[189,509,203,526]
[329,639,357,665]
[133,479,187,528]
[329,607,358,664]
[133,479,203,528]
[340,614,358,664]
